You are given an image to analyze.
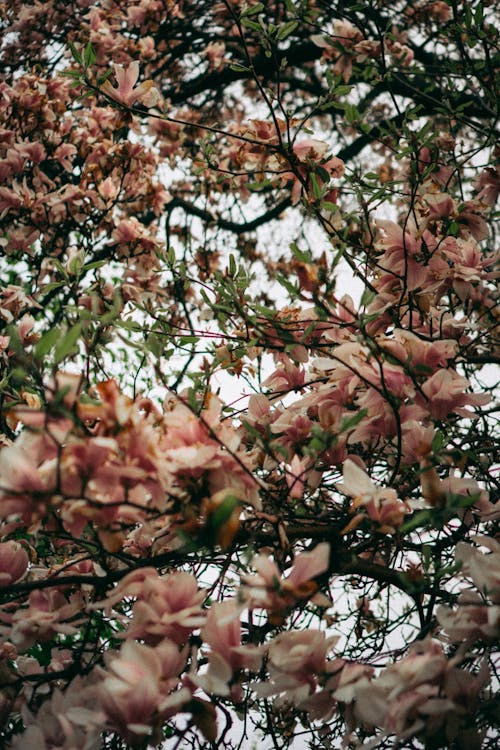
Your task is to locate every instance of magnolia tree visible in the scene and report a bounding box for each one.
[0,0,498,748]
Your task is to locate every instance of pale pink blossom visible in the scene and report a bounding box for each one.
[455,538,500,604]
[53,143,77,171]
[242,543,330,621]
[352,639,447,733]
[202,601,261,672]
[339,459,408,533]
[0,431,58,521]
[100,639,189,744]
[312,21,363,81]
[11,676,104,750]
[4,588,84,651]
[0,541,29,586]
[401,421,436,464]
[100,568,206,645]
[285,454,308,499]
[375,218,429,290]
[193,600,262,698]
[281,139,345,203]
[474,166,500,207]
[329,661,375,703]
[101,62,161,108]
[98,175,119,201]
[437,591,500,642]
[205,41,226,70]
[253,629,339,709]
[420,370,490,419]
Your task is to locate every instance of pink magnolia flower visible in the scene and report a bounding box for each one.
[352,639,447,733]
[97,175,119,201]
[312,21,364,81]
[437,591,500,643]
[101,568,206,645]
[242,543,330,622]
[386,330,458,372]
[455,537,500,604]
[400,421,436,465]
[416,146,453,186]
[193,600,262,698]
[419,369,489,419]
[339,459,408,533]
[281,138,345,204]
[4,588,84,651]
[253,629,339,711]
[438,235,499,301]
[375,218,429,291]
[205,41,226,70]
[160,393,260,508]
[285,454,308,499]
[457,200,489,241]
[474,165,500,206]
[245,393,272,433]
[53,143,77,171]
[386,40,414,66]
[100,639,189,744]
[329,661,375,703]
[201,601,262,673]
[11,675,104,750]
[101,62,161,108]
[0,541,29,586]
[264,356,306,392]
[239,118,287,144]
[270,412,313,454]
[352,638,490,744]
[0,431,59,521]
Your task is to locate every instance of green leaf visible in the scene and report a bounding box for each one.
[40,281,65,294]
[360,288,376,307]
[97,69,113,85]
[309,172,323,200]
[400,509,433,534]
[230,63,251,73]
[290,241,310,263]
[332,85,352,97]
[431,430,444,453]
[179,336,200,345]
[83,42,96,68]
[344,103,360,124]
[118,319,143,332]
[276,20,299,40]
[67,41,82,64]
[339,408,368,434]
[82,260,107,272]
[34,327,61,360]
[54,322,83,363]
[276,273,299,296]
[61,69,82,79]
[240,2,264,17]
[247,178,272,191]
[210,495,238,529]
[240,18,261,31]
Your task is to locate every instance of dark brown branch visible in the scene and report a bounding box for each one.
[166,195,291,234]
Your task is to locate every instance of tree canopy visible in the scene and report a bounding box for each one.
[0,1,498,748]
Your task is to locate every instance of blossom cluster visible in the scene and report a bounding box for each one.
[0,1,497,748]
